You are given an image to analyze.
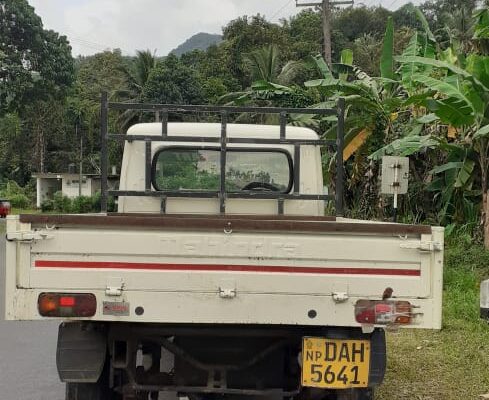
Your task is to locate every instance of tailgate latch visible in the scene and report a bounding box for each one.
[332,292,349,303]
[400,240,442,252]
[219,279,237,299]
[6,231,54,242]
[219,288,236,298]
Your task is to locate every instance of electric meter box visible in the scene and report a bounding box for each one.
[381,156,409,195]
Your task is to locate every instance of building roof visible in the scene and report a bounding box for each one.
[127,122,320,140]
[32,173,119,179]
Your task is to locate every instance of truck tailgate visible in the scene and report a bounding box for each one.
[6,214,444,328]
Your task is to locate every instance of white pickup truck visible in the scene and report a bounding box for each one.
[4,98,443,400]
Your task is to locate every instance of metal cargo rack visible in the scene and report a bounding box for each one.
[100,92,345,216]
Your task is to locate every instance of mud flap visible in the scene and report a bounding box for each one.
[57,322,107,383]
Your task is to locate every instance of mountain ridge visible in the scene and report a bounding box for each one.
[170,32,223,56]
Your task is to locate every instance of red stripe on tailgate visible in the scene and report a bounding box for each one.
[34,260,420,276]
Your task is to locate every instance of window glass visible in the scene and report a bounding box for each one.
[153,148,291,193]
[154,149,220,191]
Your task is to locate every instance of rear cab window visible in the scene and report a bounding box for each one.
[152,148,292,193]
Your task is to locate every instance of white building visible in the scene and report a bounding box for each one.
[32,173,118,208]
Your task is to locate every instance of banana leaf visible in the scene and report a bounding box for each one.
[473,124,489,140]
[312,54,335,83]
[380,17,395,81]
[369,135,439,160]
[412,74,475,126]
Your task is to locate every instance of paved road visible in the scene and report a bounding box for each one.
[0,220,64,400]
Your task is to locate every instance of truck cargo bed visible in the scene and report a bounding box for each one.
[5,213,443,329]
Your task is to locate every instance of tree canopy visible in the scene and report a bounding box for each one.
[0,0,74,114]
[4,0,489,243]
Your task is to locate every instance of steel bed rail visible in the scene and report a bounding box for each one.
[100,92,345,216]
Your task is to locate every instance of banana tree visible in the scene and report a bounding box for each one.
[305,18,403,158]
[391,30,489,244]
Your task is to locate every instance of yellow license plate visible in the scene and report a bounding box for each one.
[302,337,370,389]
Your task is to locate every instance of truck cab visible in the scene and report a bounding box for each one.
[4,99,444,400]
[119,122,324,216]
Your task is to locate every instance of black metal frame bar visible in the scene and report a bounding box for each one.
[100,93,345,215]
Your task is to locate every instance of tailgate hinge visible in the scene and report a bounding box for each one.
[6,231,54,242]
[106,277,124,296]
[400,240,443,252]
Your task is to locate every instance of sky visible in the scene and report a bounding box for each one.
[28,0,423,57]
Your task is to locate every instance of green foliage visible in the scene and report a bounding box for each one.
[412,74,475,126]
[370,135,440,160]
[0,180,33,208]
[285,10,322,60]
[51,192,114,213]
[143,55,203,105]
[72,196,94,213]
[0,0,74,114]
[2,0,489,247]
[0,113,24,182]
[40,199,54,213]
[7,194,30,209]
[91,191,116,213]
[380,17,395,80]
[53,191,72,213]
[332,6,391,44]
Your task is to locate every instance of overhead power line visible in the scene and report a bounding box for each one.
[387,0,403,9]
[271,0,295,19]
[296,0,354,65]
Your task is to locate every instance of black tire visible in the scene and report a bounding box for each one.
[65,358,122,400]
[66,382,109,400]
[336,388,374,400]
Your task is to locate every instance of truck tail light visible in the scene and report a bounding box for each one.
[38,293,97,317]
[354,299,413,325]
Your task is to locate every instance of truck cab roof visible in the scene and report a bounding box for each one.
[127,122,320,140]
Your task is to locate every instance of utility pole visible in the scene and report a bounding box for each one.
[296,0,354,66]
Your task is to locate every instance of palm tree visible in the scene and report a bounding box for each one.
[246,45,304,85]
[220,45,304,112]
[440,7,475,53]
[118,49,157,131]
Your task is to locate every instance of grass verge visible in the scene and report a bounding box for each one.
[377,236,489,400]
[11,208,39,215]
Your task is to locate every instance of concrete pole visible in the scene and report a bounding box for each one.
[36,178,41,209]
[322,0,332,66]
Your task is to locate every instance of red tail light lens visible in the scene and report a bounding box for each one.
[354,299,413,325]
[38,293,97,317]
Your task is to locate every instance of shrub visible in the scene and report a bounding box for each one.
[72,196,94,213]
[0,180,34,208]
[53,191,72,213]
[40,199,54,212]
[92,191,117,212]
[8,193,30,208]
[91,191,101,211]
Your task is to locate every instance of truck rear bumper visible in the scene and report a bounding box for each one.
[6,288,441,330]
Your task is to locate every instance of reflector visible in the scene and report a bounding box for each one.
[355,299,412,325]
